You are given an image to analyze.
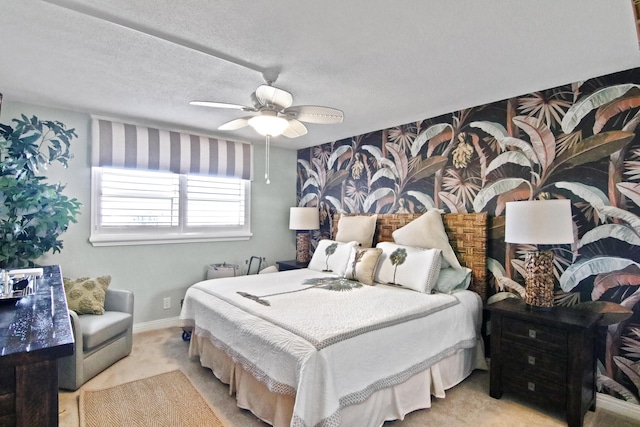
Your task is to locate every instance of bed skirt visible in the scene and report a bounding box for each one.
[189,332,487,427]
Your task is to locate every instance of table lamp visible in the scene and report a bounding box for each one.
[504,199,574,308]
[289,207,320,263]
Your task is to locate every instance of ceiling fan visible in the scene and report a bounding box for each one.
[190,83,344,138]
[191,83,344,184]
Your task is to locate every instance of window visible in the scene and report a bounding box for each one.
[90,167,251,246]
[89,118,253,246]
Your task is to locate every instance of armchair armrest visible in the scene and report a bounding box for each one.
[104,289,134,314]
[68,309,82,350]
[58,309,84,390]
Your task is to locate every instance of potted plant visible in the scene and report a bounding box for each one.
[0,114,81,268]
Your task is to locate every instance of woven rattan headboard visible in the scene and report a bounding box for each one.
[331,213,488,301]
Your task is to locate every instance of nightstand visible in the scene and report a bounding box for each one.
[487,298,601,427]
[276,260,309,271]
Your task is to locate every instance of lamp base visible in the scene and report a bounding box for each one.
[296,232,310,263]
[523,250,555,308]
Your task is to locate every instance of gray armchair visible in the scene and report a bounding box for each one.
[58,288,134,390]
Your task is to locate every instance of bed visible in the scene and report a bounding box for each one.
[180,212,488,427]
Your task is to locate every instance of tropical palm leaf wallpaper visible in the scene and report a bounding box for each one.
[296,68,640,406]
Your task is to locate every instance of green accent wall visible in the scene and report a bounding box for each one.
[1,100,298,326]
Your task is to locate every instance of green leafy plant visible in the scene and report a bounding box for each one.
[0,114,81,268]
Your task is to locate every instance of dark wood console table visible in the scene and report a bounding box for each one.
[0,265,73,426]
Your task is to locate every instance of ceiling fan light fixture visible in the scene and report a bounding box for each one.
[248,114,289,136]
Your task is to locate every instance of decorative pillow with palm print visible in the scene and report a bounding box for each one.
[374,242,442,293]
[344,247,383,285]
[308,240,359,276]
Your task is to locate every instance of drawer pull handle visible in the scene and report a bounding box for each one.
[528,329,537,339]
[528,356,536,365]
[528,382,536,392]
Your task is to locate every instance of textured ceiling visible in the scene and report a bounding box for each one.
[2,0,640,149]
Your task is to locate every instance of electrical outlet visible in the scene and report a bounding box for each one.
[163,297,171,309]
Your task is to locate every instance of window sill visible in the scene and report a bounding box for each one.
[89,231,252,247]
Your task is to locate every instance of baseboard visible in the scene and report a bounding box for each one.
[132,316,181,334]
[597,392,640,420]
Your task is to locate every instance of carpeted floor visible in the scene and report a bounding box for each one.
[59,328,640,427]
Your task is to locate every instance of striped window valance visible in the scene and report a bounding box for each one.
[91,119,253,180]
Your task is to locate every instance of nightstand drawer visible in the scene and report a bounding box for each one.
[503,318,567,353]
[502,340,566,383]
[502,372,566,411]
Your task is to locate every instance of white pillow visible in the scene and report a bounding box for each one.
[434,267,472,294]
[374,242,442,293]
[392,210,461,269]
[334,214,377,248]
[259,265,278,274]
[308,240,358,276]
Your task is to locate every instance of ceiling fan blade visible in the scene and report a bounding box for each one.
[218,117,250,131]
[281,119,308,138]
[255,85,293,109]
[190,101,255,111]
[283,105,344,124]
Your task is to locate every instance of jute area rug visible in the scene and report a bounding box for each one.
[79,370,225,427]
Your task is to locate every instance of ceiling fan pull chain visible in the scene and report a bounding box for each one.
[265,135,271,184]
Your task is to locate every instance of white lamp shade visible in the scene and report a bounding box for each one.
[289,207,320,230]
[248,114,289,136]
[505,199,574,245]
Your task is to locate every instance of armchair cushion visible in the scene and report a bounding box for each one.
[78,311,132,352]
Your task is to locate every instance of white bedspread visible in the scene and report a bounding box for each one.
[180,269,481,427]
